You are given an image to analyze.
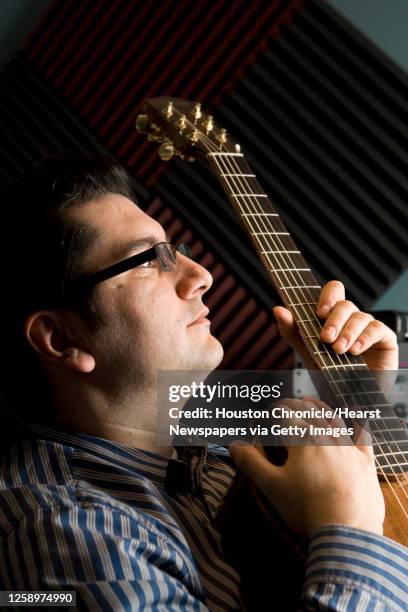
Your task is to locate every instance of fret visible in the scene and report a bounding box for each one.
[230,193,268,198]
[272,268,312,272]
[221,173,255,177]
[366,427,402,439]
[375,450,408,457]
[372,416,405,421]
[251,232,289,236]
[208,152,244,157]
[328,377,375,383]
[375,462,408,468]
[298,320,322,334]
[241,213,279,217]
[326,375,391,402]
[252,235,301,251]
[281,285,321,289]
[288,302,317,307]
[321,364,368,369]
[261,250,301,254]
[374,435,408,442]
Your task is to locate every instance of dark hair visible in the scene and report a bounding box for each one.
[0,152,135,430]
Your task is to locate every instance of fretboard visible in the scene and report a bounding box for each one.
[207,151,345,368]
[207,150,408,471]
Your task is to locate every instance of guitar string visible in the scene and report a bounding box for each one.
[200,139,408,500]
[160,107,408,504]
[208,149,408,512]
[209,149,407,460]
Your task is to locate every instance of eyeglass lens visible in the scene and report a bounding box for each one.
[156,243,192,272]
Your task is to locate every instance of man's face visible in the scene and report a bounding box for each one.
[69,194,223,391]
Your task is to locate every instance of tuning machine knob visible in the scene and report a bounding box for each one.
[158,140,175,161]
[218,128,227,144]
[188,130,199,143]
[147,133,164,142]
[203,115,214,134]
[176,114,187,130]
[192,103,202,122]
[164,101,173,118]
[135,114,150,133]
[136,114,164,142]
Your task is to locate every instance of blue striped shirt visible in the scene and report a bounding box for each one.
[0,422,406,610]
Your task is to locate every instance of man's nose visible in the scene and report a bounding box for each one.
[175,254,213,299]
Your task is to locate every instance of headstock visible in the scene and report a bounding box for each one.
[136,97,239,162]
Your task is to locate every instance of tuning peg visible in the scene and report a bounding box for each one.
[176,114,187,130]
[218,128,227,144]
[135,114,150,133]
[158,141,175,161]
[147,133,164,142]
[192,103,202,121]
[164,101,173,118]
[188,130,199,143]
[203,115,213,134]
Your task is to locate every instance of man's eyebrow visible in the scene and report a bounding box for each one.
[116,234,169,260]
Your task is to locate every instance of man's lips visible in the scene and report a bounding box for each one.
[189,308,210,325]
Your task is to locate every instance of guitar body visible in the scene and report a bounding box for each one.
[215,474,307,611]
[137,97,408,606]
[214,444,308,610]
[382,480,408,542]
[213,469,408,611]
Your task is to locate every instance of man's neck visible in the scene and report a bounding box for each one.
[52,386,173,457]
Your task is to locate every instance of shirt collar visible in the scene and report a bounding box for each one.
[24,421,212,491]
[25,421,172,485]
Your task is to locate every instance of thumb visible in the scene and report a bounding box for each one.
[273,306,315,367]
[273,306,303,351]
[229,443,283,495]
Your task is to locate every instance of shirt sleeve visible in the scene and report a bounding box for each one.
[0,503,208,611]
[302,524,408,611]
[1,504,407,611]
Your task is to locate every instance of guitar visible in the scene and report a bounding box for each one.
[136,97,408,609]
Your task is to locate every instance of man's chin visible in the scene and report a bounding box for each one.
[180,334,223,371]
[198,335,224,370]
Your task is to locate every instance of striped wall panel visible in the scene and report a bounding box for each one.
[1,0,407,370]
[23,0,302,184]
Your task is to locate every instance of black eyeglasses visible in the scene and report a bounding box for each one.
[63,242,192,301]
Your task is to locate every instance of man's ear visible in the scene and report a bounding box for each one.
[24,310,95,373]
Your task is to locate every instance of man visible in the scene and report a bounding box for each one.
[0,153,406,611]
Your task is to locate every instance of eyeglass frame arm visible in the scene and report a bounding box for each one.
[63,242,190,300]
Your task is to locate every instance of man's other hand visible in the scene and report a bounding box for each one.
[229,398,385,538]
[273,280,398,371]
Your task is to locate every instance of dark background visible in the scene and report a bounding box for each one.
[1,0,407,369]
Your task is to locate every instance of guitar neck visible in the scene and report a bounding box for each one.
[207,151,359,370]
[206,151,408,457]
